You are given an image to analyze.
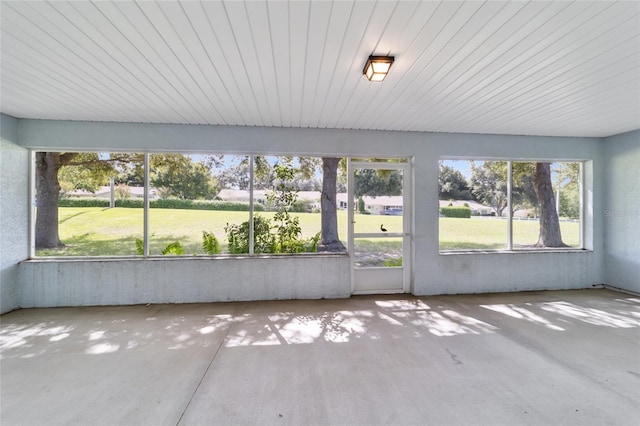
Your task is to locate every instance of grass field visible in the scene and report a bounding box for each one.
[40,207,397,256]
[439,217,580,250]
[37,207,580,256]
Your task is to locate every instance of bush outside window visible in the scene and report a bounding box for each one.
[34,151,347,257]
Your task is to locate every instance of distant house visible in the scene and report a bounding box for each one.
[218,189,322,210]
[337,194,403,215]
[438,199,494,216]
[363,196,403,215]
[336,193,350,209]
[66,185,158,199]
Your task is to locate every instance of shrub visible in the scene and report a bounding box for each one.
[162,242,184,255]
[58,198,109,207]
[150,199,261,211]
[225,215,275,254]
[202,231,221,255]
[382,257,402,267]
[439,206,471,218]
[59,197,264,212]
[292,199,317,213]
[117,199,144,208]
[305,232,321,252]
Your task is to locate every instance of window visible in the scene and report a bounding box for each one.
[439,159,582,251]
[34,152,144,256]
[33,151,347,257]
[147,153,250,255]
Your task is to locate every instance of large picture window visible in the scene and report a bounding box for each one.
[439,159,582,251]
[33,151,347,257]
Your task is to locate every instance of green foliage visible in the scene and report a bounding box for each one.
[354,168,402,197]
[58,198,110,207]
[136,233,220,256]
[292,199,318,213]
[58,197,263,211]
[58,153,114,193]
[134,239,185,256]
[382,257,403,267]
[224,161,321,256]
[216,158,251,190]
[269,161,307,253]
[57,152,144,193]
[202,231,221,255]
[225,215,275,254]
[559,188,580,219]
[438,164,472,200]
[150,153,219,200]
[116,199,144,208]
[470,161,508,217]
[150,199,263,211]
[161,242,184,255]
[555,162,580,219]
[306,232,322,252]
[439,207,471,218]
[511,162,538,211]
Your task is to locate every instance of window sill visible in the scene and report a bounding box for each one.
[24,252,350,263]
[439,248,591,256]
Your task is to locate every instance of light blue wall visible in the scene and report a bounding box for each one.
[13,119,605,307]
[604,130,640,292]
[0,114,29,313]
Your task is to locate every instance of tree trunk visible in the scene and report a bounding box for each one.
[318,158,345,252]
[35,152,65,249]
[534,162,567,247]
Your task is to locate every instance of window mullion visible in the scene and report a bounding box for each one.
[143,153,150,257]
[507,161,513,250]
[29,150,36,258]
[579,161,584,249]
[249,155,254,255]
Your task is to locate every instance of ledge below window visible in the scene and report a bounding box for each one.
[439,248,591,256]
[23,252,351,263]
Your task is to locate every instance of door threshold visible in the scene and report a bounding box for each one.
[352,289,406,295]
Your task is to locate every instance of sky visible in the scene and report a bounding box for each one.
[442,160,475,179]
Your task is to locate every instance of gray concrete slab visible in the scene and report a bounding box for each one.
[1,289,639,426]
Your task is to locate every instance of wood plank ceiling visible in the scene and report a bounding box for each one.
[1,1,639,138]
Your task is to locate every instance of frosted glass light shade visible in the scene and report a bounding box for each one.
[363,56,394,82]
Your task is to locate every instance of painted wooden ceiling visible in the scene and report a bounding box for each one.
[1,1,639,137]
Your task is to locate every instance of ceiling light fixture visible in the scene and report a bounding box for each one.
[363,55,394,82]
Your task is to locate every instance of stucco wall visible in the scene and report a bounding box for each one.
[0,114,29,313]
[19,255,351,308]
[604,130,640,292]
[13,119,605,307]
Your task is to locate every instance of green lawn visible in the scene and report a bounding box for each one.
[38,207,579,256]
[40,207,400,256]
[439,216,580,250]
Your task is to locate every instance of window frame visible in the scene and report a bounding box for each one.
[438,158,586,253]
[30,150,349,258]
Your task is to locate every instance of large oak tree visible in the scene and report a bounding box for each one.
[469,161,568,247]
[35,152,142,249]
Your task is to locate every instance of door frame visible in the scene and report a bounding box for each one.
[348,159,412,294]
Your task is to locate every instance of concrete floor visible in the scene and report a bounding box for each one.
[1,289,639,426]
